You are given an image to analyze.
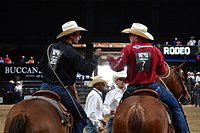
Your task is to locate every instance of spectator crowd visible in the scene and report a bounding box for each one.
[0,54,35,64]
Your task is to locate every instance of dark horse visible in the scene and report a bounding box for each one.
[3,90,74,133]
[112,63,190,133]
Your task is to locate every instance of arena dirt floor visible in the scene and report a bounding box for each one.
[0,104,200,133]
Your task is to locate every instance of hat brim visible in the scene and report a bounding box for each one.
[88,79,108,87]
[122,28,154,40]
[56,27,87,39]
[112,75,126,83]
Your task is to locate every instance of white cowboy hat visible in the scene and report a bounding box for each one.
[16,81,21,84]
[56,21,87,39]
[195,83,199,86]
[88,76,108,87]
[121,23,154,40]
[112,72,127,83]
[9,80,15,84]
[196,72,200,75]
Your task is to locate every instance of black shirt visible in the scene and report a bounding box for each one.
[39,41,99,86]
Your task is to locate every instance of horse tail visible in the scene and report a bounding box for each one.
[8,113,27,133]
[126,104,145,133]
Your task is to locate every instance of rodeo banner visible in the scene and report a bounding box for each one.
[159,46,200,62]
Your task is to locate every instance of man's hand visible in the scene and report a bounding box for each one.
[100,119,107,127]
[106,54,114,61]
[97,126,104,133]
[94,48,102,57]
[110,110,115,115]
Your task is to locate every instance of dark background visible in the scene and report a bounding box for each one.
[0,0,200,62]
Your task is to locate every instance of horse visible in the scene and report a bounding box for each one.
[3,90,74,133]
[112,63,189,133]
[160,63,190,101]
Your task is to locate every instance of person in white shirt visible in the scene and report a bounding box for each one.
[187,36,196,46]
[102,72,126,133]
[85,76,107,133]
[195,72,200,84]
[14,81,23,102]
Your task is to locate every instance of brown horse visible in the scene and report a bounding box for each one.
[3,90,73,133]
[112,63,189,133]
[160,63,190,100]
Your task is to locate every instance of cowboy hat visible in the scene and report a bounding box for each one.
[56,21,87,39]
[196,72,200,75]
[88,76,108,87]
[9,80,15,84]
[121,23,154,40]
[112,72,127,83]
[16,81,21,84]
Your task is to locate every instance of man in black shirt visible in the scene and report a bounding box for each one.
[39,21,102,133]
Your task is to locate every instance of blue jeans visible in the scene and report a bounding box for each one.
[85,119,98,133]
[40,82,88,133]
[123,81,189,133]
[106,118,113,133]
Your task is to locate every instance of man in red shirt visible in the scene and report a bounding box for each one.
[3,54,11,64]
[106,23,189,133]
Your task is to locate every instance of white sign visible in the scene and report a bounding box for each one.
[163,47,191,55]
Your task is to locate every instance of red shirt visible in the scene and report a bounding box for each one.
[108,43,167,85]
[3,57,11,64]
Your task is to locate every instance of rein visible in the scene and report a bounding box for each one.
[160,62,171,79]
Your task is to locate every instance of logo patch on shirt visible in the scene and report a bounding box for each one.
[49,48,63,70]
[135,52,151,72]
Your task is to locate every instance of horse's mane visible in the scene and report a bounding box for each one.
[8,113,27,133]
[126,104,145,133]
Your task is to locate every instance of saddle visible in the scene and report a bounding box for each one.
[132,88,160,99]
[32,90,74,132]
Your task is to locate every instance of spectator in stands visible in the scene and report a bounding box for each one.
[7,80,15,104]
[0,57,4,64]
[187,36,196,46]
[18,56,26,64]
[195,72,200,84]
[176,40,182,46]
[14,80,23,103]
[102,72,126,133]
[26,56,35,64]
[164,41,169,46]
[7,80,15,93]
[39,20,102,133]
[3,54,11,64]
[198,39,200,46]
[172,37,178,46]
[187,71,195,104]
[194,83,200,107]
[84,76,107,133]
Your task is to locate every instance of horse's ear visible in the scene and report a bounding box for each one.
[177,62,185,70]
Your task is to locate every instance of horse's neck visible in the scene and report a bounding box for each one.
[163,69,182,99]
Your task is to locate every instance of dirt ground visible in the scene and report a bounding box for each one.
[0,104,200,133]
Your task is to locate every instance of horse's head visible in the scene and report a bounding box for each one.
[172,63,191,101]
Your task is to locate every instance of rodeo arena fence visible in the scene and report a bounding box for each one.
[0,44,200,104]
